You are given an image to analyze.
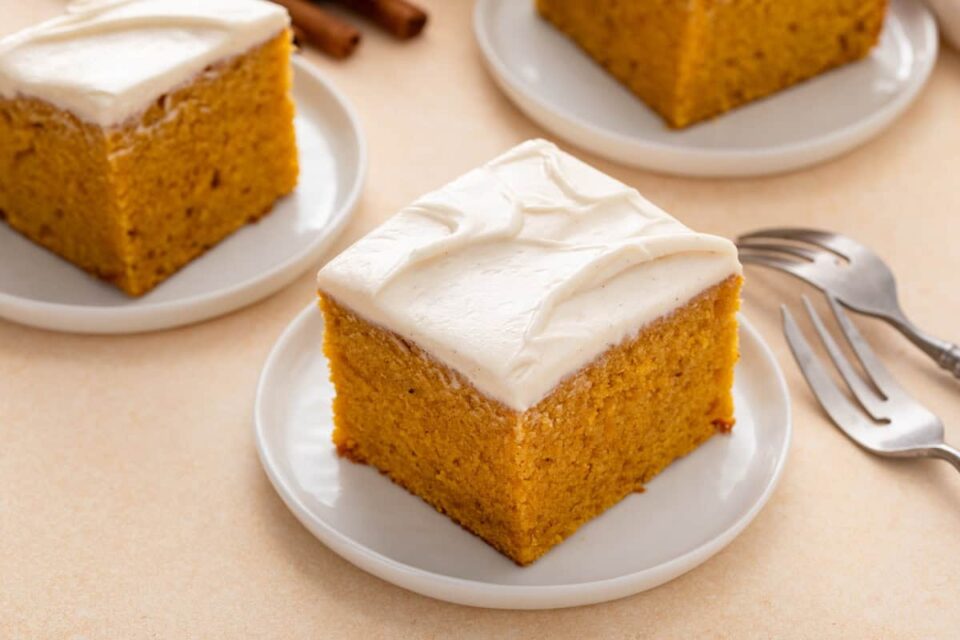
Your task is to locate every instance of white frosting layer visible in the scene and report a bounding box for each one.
[317,140,742,411]
[0,0,289,127]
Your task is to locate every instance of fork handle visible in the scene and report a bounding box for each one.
[935,345,960,379]
[927,444,960,473]
[890,318,960,379]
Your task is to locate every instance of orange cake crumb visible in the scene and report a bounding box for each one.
[321,276,741,565]
[536,0,887,128]
[0,30,298,296]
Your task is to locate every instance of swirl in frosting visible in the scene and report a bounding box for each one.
[0,0,289,127]
[318,139,742,411]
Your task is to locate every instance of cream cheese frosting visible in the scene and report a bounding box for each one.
[0,0,289,127]
[317,139,742,411]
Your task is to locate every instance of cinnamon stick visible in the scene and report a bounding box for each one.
[271,0,361,58]
[290,24,308,50]
[331,0,428,40]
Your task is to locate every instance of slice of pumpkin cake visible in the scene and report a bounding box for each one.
[317,139,742,565]
[0,0,298,296]
[536,0,887,128]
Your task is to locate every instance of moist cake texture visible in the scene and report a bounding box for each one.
[0,0,298,296]
[317,139,743,565]
[536,0,888,128]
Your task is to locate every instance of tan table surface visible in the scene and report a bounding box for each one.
[3,1,960,637]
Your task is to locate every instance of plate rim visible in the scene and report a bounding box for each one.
[473,0,938,177]
[0,56,366,334]
[254,303,793,610]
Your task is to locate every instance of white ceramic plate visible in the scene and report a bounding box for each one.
[255,305,791,610]
[474,0,937,177]
[0,57,365,334]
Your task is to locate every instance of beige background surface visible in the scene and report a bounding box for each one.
[3,1,960,637]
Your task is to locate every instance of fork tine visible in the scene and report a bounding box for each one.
[734,241,823,262]
[739,228,862,260]
[737,251,823,290]
[825,294,905,400]
[781,305,877,444]
[800,295,888,420]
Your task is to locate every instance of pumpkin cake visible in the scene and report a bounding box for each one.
[536,0,888,128]
[316,139,743,565]
[0,0,298,296]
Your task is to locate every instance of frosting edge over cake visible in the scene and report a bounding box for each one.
[318,139,742,411]
[0,0,289,127]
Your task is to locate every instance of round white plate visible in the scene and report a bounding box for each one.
[0,57,365,334]
[474,0,937,177]
[255,305,792,610]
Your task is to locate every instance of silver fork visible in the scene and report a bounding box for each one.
[737,228,960,379]
[782,294,960,472]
